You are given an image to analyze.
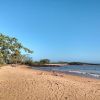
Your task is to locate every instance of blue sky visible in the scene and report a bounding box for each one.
[0,0,100,63]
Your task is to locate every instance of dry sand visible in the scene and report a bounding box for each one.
[0,65,100,100]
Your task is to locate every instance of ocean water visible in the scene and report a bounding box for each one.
[32,65,100,79]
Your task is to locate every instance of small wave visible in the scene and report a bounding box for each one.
[68,70,86,74]
[67,70,100,78]
[88,73,100,78]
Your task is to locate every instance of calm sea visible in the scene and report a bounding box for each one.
[32,65,100,79]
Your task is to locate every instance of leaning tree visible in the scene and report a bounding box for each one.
[0,33,33,64]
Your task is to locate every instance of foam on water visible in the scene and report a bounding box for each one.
[67,70,100,78]
[68,70,86,74]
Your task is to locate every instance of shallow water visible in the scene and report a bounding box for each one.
[32,65,100,79]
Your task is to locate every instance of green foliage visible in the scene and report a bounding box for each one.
[40,59,50,64]
[22,55,34,66]
[0,33,33,64]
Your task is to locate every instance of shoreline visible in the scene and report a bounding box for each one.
[25,65,100,82]
[33,69,100,80]
[31,65,100,80]
[0,65,100,100]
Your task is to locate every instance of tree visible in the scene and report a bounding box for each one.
[40,59,50,64]
[0,33,33,64]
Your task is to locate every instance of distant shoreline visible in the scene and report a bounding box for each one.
[29,63,100,67]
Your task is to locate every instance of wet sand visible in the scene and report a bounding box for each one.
[0,65,100,100]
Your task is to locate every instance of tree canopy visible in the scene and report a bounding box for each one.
[0,33,33,64]
[40,59,50,64]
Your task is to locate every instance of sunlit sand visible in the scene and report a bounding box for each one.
[0,65,100,100]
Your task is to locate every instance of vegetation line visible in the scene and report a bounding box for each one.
[0,33,99,67]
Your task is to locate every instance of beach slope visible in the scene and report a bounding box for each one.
[0,65,100,100]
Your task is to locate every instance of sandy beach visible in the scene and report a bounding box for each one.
[0,65,100,100]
